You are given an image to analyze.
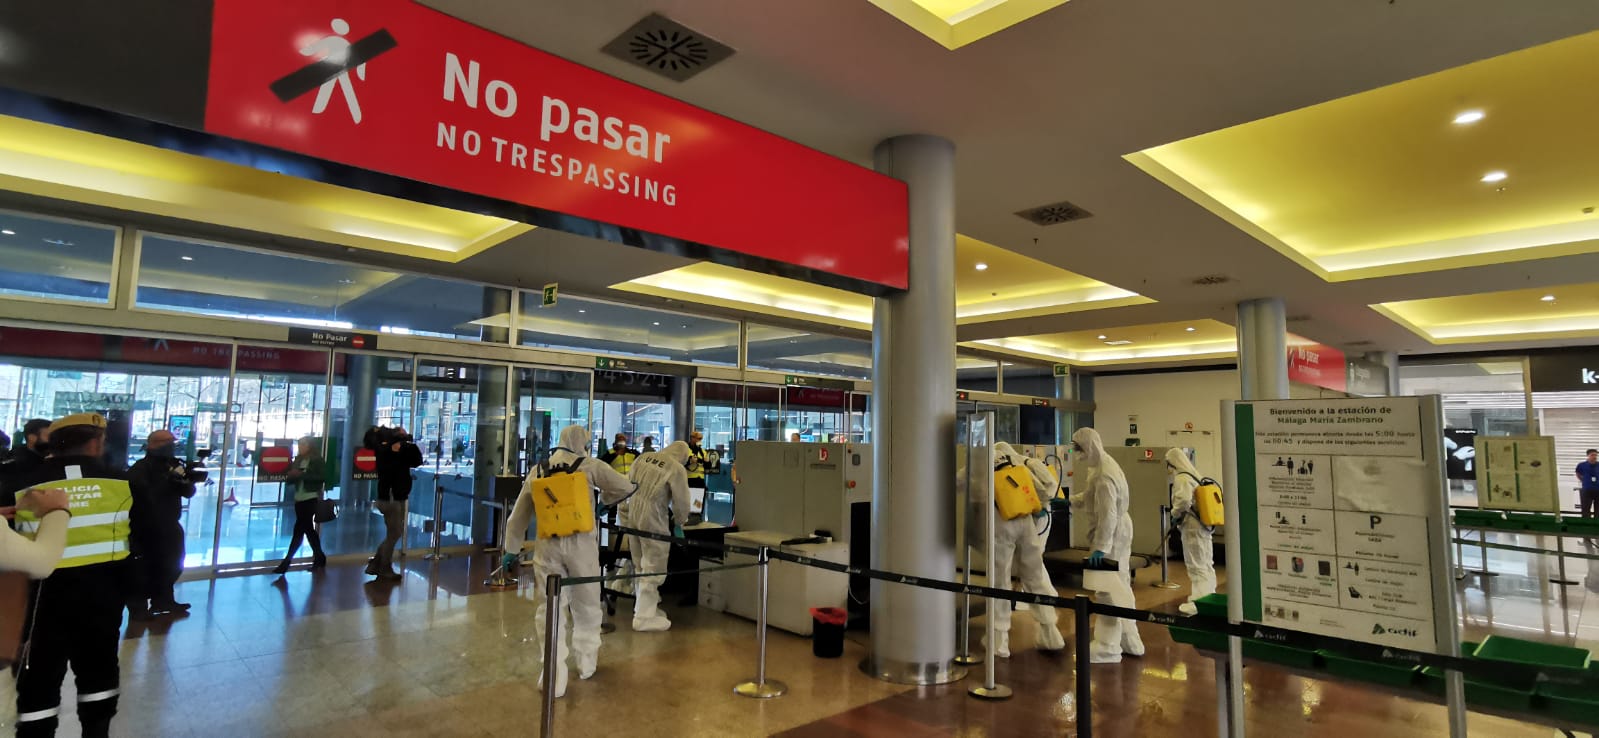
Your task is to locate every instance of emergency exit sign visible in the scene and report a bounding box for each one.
[541,283,558,307]
[1053,364,1070,377]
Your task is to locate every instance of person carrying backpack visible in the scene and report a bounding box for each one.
[1165,448,1218,615]
[500,425,634,699]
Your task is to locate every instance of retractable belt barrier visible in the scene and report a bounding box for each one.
[585,521,1599,692]
[1452,534,1599,563]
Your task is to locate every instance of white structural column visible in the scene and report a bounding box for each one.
[866,135,961,684]
[1367,350,1401,395]
[1235,298,1288,402]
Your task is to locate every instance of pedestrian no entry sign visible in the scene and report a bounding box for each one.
[541,283,558,307]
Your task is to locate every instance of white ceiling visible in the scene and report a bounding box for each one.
[420,0,1599,368]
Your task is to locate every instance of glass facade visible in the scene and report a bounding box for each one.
[745,323,871,380]
[0,210,117,304]
[518,293,738,366]
[136,233,512,341]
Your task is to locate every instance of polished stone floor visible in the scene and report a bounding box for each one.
[5,538,1592,737]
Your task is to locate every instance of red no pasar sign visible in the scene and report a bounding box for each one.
[203,0,909,291]
[259,446,293,475]
[354,447,377,472]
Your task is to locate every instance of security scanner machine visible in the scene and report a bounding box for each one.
[716,441,870,634]
[1042,445,1173,579]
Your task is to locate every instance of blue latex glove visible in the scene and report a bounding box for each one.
[501,553,518,572]
[1032,509,1050,520]
[1087,550,1107,567]
[673,524,685,538]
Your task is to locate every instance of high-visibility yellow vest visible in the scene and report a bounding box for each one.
[686,448,708,481]
[609,451,637,476]
[14,477,133,569]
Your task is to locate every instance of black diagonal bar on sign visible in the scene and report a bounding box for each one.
[269,28,398,103]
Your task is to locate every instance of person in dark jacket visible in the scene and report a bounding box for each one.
[367,426,422,580]
[0,418,52,508]
[126,430,197,618]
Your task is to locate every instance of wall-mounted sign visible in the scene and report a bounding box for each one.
[1345,358,1390,397]
[1287,342,1348,393]
[353,446,379,481]
[287,327,377,350]
[202,0,908,293]
[785,375,854,391]
[257,445,293,483]
[1052,364,1070,378]
[594,356,696,377]
[1529,349,1599,392]
[541,283,558,307]
[1031,398,1051,408]
[957,390,971,402]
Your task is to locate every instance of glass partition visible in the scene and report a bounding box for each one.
[325,353,416,561]
[1400,359,1528,508]
[957,354,999,392]
[515,367,591,475]
[783,386,850,441]
[0,210,117,304]
[745,323,871,380]
[518,293,738,366]
[412,359,507,549]
[136,233,512,341]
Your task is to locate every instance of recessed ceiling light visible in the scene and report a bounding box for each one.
[1541,295,1556,302]
[0,229,13,236]
[652,321,661,326]
[1452,110,1485,125]
[1480,171,1508,184]
[180,256,194,261]
[578,309,586,313]
[974,262,988,271]
[1096,335,1107,340]
[1185,326,1196,332]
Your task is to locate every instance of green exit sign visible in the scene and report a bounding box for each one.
[595,357,612,370]
[541,283,558,307]
[1053,364,1070,377]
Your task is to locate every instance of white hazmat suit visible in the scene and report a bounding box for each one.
[1071,427,1146,664]
[1165,448,1217,616]
[988,442,1067,657]
[503,425,636,698]
[627,441,694,632]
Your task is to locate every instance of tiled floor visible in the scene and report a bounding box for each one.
[4,541,1592,737]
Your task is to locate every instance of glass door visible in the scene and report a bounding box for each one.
[217,345,330,565]
[412,359,509,549]
[592,370,676,451]
[325,352,416,559]
[514,366,592,475]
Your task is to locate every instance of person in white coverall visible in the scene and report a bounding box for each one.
[627,441,696,632]
[501,425,635,698]
[1071,427,1146,664]
[1165,448,1217,616]
[987,442,1068,657]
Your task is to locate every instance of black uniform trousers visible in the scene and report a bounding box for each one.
[131,523,185,607]
[14,560,127,738]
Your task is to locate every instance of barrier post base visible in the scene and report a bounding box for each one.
[968,684,1013,700]
[953,653,984,666]
[733,680,788,699]
[1152,581,1182,590]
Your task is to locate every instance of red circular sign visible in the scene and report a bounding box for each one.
[260,446,292,474]
[351,336,367,349]
[354,447,377,472]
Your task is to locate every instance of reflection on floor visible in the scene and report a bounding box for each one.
[13,542,1590,737]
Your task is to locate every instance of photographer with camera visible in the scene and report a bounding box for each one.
[367,425,422,580]
[126,430,201,619]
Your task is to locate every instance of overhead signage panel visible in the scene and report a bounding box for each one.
[204,0,909,292]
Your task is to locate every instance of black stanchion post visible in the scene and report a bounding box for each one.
[541,574,561,738]
[1075,594,1092,738]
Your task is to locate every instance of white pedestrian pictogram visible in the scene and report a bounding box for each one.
[302,18,365,123]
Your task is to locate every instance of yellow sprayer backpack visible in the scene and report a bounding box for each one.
[1181,472,1227,528]
[994,461,1043,520]
[533,458,595,539]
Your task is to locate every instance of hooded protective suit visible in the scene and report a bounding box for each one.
[503,425,635,698]
[986,442,1067,656]
[1071,427,1145,663]
[626,440,694,631]
[1165,448,1216,615]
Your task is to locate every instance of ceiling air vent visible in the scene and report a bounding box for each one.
[1286,314,1312,323]
[601,14,735,82]
[1345,340,1375,347]
[1015,200,1093,226]
[1190,274,1231,286]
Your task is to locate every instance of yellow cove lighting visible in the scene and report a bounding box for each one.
[1374,282,1599,344]
[868,0,1071,50]
[0,114,530,262]
[1126,29,1599,282]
